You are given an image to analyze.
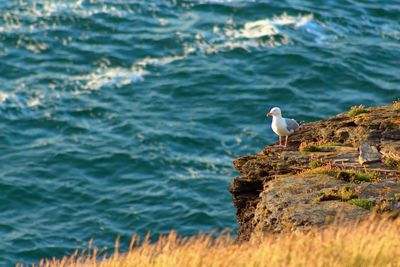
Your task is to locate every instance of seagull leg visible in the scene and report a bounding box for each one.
[274,136,284,147]
[285,136,288,147]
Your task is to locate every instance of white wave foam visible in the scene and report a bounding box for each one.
[294,14,314,28]
[0,0,133,35]
[40,1,83,17]
[75,67,147,90]
[240,20,279,38]
[227,13,313,39]
[69,44,196,91]
[192,13,313,53]
[190,13,306,54]
[0,12,21,33]
[201,35,289,53]
[74,48,196,90]
[0,92,10,104]
[27,97,42,107]
[38,0,134,18]
[0,91,42,110]
[271,13,298,26]
[134,55,186,69]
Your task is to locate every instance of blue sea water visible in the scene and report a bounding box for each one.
[0,0,399,265]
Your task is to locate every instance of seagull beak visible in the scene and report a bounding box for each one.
[267,112,272,117]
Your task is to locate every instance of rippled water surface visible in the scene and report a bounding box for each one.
[0,0,399,265]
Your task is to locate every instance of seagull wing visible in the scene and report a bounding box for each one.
[284,118,299,133]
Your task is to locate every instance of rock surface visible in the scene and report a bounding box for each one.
[358,143,381,165]
[230,103,400,241]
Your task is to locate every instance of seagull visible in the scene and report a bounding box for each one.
[266,107,299,147]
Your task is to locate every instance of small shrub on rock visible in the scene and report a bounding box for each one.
[336,170,377,183]
[348,105,368,117]
[383,157,400,170]
[347,198,375,210]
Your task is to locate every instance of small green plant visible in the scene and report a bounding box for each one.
[353,172,375,183]
[310,160,322,169]
[336,170,377,183]
[300,143,342,153]
[347,198,375,210]
[304,168,377,183]
[348,105,368,117]
[322,169,340,177]
[301,146,322,152]
[300,166,339,177]
[393,99,400,111]
[394,193,400,201]
[339,186,357,201]
[313,186,357,204]
[383,157,400,170]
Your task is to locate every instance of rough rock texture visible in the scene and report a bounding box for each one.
[358,143,381,165]
[230,103,400,241]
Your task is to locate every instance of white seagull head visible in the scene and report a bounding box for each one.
[267,107,282,117]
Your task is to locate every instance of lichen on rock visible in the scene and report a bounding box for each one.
[230,103,400,241]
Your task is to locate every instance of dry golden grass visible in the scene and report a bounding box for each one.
[297,165,339,177]
[28,217,400,267]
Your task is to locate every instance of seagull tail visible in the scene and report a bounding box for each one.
[296,120,306,126]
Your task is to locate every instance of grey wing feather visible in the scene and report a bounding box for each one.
[285,118,300,133]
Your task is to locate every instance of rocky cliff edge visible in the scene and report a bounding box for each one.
[230,102,400,241]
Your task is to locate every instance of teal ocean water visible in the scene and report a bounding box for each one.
[0,0,399,265]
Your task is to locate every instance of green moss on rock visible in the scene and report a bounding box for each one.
[347,199,375,210]
[336,170,377,183]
